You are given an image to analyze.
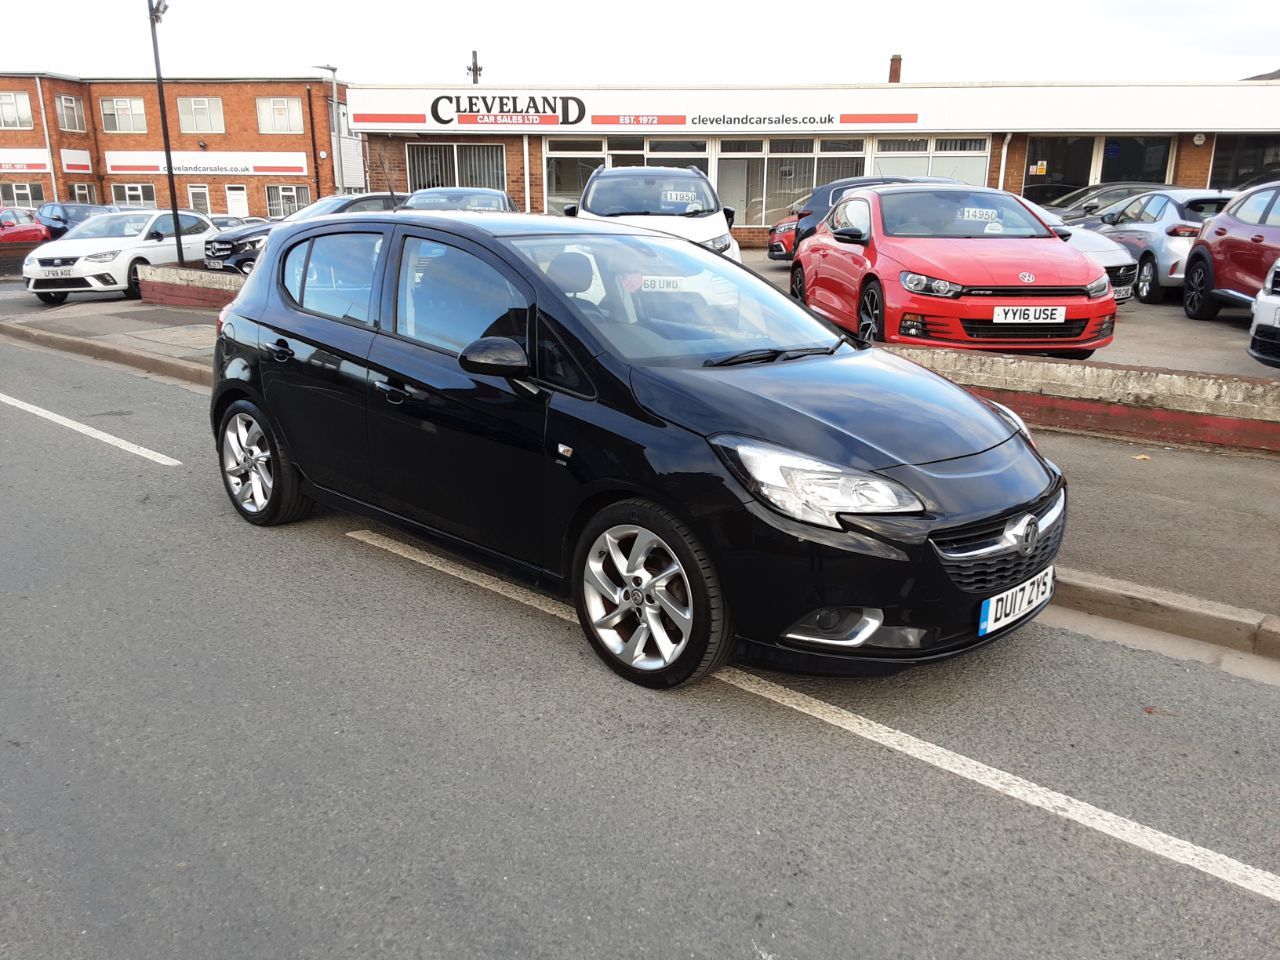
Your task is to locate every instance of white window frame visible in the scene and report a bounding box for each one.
[111,183,157,207]
[404,142,508,191]
[187,184,211,214]
[177,96,225,134]
[256,97,304,134]
[56,94,87,133]
[0,182,44,207]
[265,184,311,218]
[71,183,97,203]
[101,97,147,134]
[0,91,34,130]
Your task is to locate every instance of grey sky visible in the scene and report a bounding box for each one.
[9,0,1276,86]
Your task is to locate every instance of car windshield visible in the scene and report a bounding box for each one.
[582,173,719,217]
[282,195,353,222]
[62,212,152,239]
[880,190,1052,238]
[405,190,508,211]
[510,234,838,365]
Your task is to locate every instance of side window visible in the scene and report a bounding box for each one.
[395,236,528,354]
[1232,190,1275,226]
[1116,197,1145,223]
[1265,200,1280,228]
[179,214,206,235]
[18,210,34,223]
[282,240,309,303]
[153,215,175,238]
[300,233,382,324]
[0,211,15,227]
[1139,196,1168,223]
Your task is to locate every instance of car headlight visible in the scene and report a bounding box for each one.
[23,255,36,269]
[701,233,732,254]
[900,271,961,298]
[83,249,120,263]
[773,222,797,234]
[987,400,1035,447]
[712,436,923,528]
[1085,273,1110,298]
[234,236,266,253]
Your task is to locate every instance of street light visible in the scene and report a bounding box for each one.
[147,0,184,265]
[312,64,343,195]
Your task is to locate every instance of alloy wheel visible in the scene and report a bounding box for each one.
[859,286,882,341]
[790,267,805,301]
[582,524,694,671]
[222,412,274,513]
[1185,265,1204,312]
[1137,261,1154,300]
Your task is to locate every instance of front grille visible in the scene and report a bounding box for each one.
[1106,263,1138,287]
[960,319,1088,340]
[1252,326,1280,361]
[1271,272,1280,296]
[31,277,90,290]
[205,241,232,257]
[962,286,1086,297]
[38,256,79,267]
[931,492,1066,594]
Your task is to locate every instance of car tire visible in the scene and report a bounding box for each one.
[217,399,313,526]
[858,279,885,342]
[123,259,145,300]
[36,292,68,305]
[1050,350,1096,360]
[1135,256,1165,305]
[1183,258,1219,320]
[573,498,734,689]
[790,265,806,302]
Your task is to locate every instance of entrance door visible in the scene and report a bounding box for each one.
[1100,137,1171,184]
[225,184,249,217]
[1023,137,1094,200]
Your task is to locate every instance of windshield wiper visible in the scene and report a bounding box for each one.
[601,210,653,217]
[679,208,713,217]
[776,346,831,361]
[703,348,785,367]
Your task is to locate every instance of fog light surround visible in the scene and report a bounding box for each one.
[1100,314,1115,337]
[899,313,927,338]
[784,606,884,648]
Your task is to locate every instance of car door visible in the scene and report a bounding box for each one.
[1217,189,1276,295]
[1129,194,1168,261]
[255,223,390,502]
[365,226,547,564]
[1102,195,1150,257]
[819,198,872,328]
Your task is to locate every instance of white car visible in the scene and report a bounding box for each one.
[23,208,217,304]
[1249,258,1280,370]
[566,165,742,263]
[1023,199,1138,304]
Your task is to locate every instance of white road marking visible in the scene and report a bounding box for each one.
[0,390,182,466]
[348,527,1280,904]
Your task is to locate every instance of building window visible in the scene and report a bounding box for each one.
[178,97,225,134]
[869,136,930,177]
[406,143,506,192]
[71,183,97,203]
[257,97,303,134]
[101,97,147,133]
[266,184,311,218]
[0,91,34,129]
[0,183,44,206]
[112,183,157,207]
[57,95,86,133]
[188,184,211,214]
[928,137,989,184]
[1210,134,1280,189]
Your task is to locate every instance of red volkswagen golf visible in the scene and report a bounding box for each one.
[791,185,1116,358]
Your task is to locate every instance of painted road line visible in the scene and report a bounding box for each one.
[348,527,1280,905]
[0,390,182,466]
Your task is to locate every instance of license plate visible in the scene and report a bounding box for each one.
[1113,285,1132,300]
[204,258,223,270]
[43,268,72,278]
[993,306,1066,323]
[978,566,1054,637]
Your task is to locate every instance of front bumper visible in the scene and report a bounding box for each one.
[23,258,127,293]
[767,232,796,260]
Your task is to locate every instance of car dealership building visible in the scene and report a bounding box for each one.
[349,79,1280,245]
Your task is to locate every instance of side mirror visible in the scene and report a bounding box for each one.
[459,336,530,379]
[1100,212,1118,225]
[147,229,164,242]
[832,226,867,244]
[563,203,578,218]
[1051,225,1072,241]
[49,213,66,223]
[1081,202,1099,214]
[723,206,735,229]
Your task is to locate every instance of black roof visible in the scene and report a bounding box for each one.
[591,165,706,178]
[291,210,667,241]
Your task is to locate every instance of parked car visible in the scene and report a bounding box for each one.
[565,165,740,262]
[1042,182,1168,221]
[35,202,114,238]
[791,184,1116,359]
[22,208,216,303]
[241,216,270,225]
[211,210,1065,688]
[1248,258,1280,369]
[1021,200,1138,304]
[1088,189,1236,303]
[1021,183,1083,205]
[210,215,247,230]
[770,175,959,260]
[401,187,518,212]
[1183,182,1280,321]
[204,192,406,275]
[0,207,50,244]
[767,208,801,260]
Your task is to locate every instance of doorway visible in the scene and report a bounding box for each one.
[225,184,249,217]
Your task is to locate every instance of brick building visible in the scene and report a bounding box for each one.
[348,76,1280,247]
[0,73,365,219]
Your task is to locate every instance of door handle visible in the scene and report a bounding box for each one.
[375,380,408,404]
[1251,235,1265,243]
[269,339,294,362]
[1213,228,1227,236]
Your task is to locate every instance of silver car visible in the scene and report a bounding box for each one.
[1022,200,1138,304]
[1093,189,1236,303]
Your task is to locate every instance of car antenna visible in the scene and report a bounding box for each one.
[378,155,395,195]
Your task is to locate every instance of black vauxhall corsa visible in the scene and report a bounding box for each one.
[211,211,1066,688]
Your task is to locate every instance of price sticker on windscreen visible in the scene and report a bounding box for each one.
[957,207,999,221]
[662,190,698,204]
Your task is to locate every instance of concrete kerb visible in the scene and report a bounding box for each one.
[0,320,212,386]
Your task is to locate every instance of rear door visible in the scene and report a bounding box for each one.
[365,227,547,564]
[256,223,391,501]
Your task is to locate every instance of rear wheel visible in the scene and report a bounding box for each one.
[790,265,806,302]
[36,292,67,305]
[1135,256,1164,304]
[1183,259,1219,320]
[217,400,312,526]
[573,499,733,688]
[858,279,884,342]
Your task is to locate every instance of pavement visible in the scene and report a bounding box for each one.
[3,337,1280,959]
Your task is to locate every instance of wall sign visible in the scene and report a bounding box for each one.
[103,151,308,176]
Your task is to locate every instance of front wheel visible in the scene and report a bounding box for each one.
[1135,257,1164,304]
[1183,260,1219,320]
[790,265,806,302]
[573,499,733,688]
[123,259,145,300]
[36,292,68,305]
[858,279,884,342]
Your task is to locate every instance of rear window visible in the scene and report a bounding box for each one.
[879,190,1051,238]
[1182,198,1231,221]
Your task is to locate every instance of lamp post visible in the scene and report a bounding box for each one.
[312,64,343,195]
[147,0,184,265]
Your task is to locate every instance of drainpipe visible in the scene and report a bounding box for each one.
[997,132,1012,191]
[35,76,59,202]
[522,134,530,212]
[305,86,322,201]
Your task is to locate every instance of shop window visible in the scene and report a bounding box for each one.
[111,183,156,207]
[928,155,988,185]
[0,92,33,129]
[57,95,86,133]
[406,143,506,191]
[819,139,864,153]
[547,139,603,152]
[257,97,303,134]
[266,184,311,218]
[101,97,146,133]
[721,140,764,153]
[647,140,707,153]
[765,156,814,223]
[717,156,765,226]
[876,138,928,153]
[1210,134,1280,189]
[546,155,603,214]
[1099,136,1170,184]
[816,156,865,184]
[607,136,644,151]
[769,139,813,154]
[178,97,225,134]
[0,183,44,206]
[935,138,987,152]
[646,157,708,174]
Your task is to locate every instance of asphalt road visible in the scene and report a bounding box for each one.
[3,339,1280,959]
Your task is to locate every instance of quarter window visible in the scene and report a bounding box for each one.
[1138,196,1168,223]
[178,97,225,134]
[395,236,527,353]
[290,233,383,324]
[101,97,147,133]
[57,95,87,132]
[256,97,303,134]
[0,92,33,129]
